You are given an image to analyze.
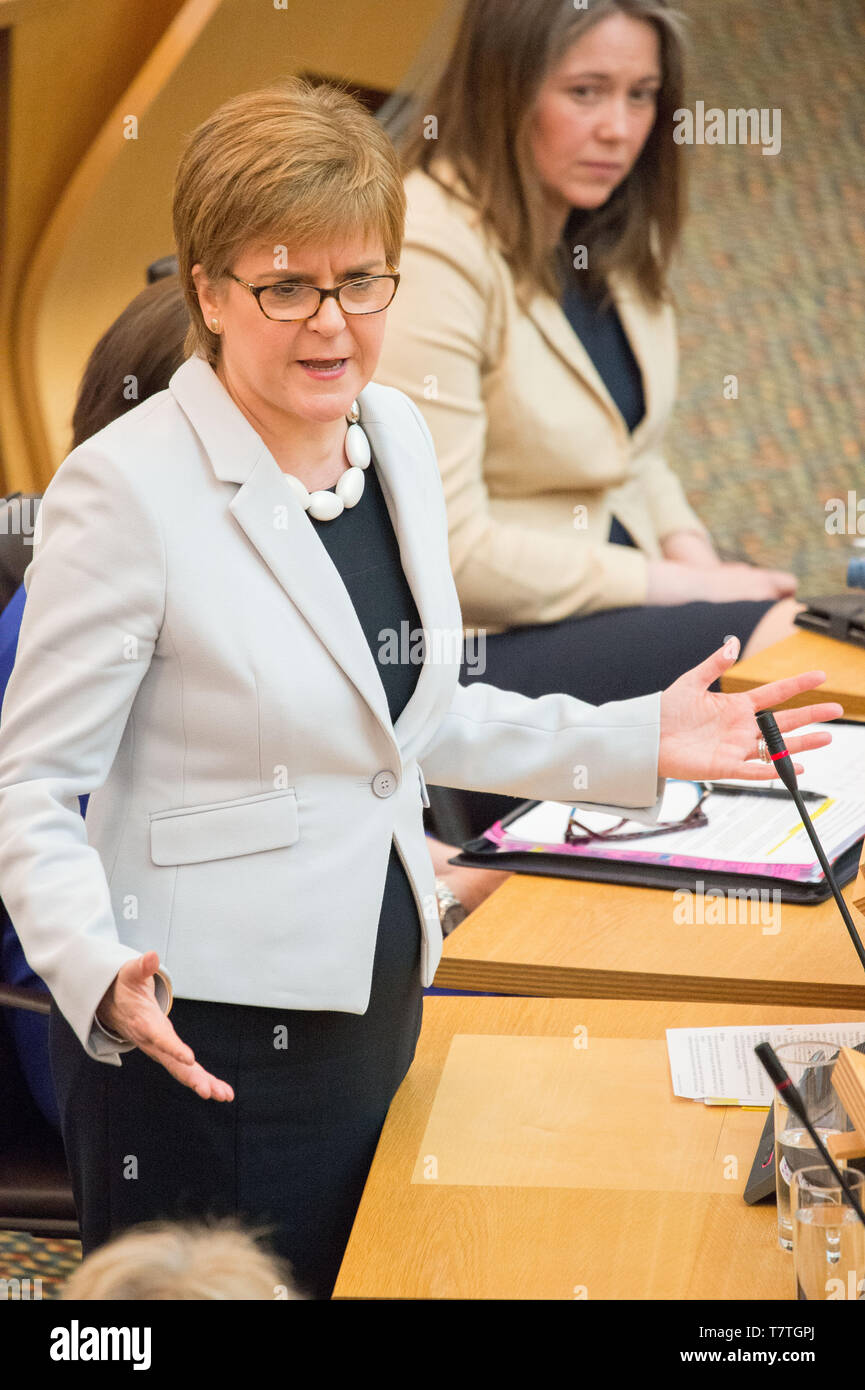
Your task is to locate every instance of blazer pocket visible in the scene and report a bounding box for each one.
[150,789,299,866]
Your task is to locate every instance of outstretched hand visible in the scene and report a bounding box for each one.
[96,951,234,1101]
[658,637,844,783]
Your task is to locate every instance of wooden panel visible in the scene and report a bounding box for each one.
[721,629,865,721]
[1,0,448,488]
[335,996,865,1300]
[35,0,449,477]
[723,626,865,939]
[435,871,865,1006]
[0,0,190,491]
[412,1034,742,1193]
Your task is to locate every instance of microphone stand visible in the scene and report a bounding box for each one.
[755,709,865,973]
[752,711,865,1239]
[755,1041,865,1232]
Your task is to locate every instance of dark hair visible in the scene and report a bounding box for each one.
[71,276,189,449]
[393,0,688,306]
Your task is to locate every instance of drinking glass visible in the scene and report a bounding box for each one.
[773,1040,852,1250]
[792,1165,865,1300]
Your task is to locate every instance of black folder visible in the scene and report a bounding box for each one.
[448,799,864,906]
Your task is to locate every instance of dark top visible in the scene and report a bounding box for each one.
[559,219,646,433]
[308,459,422,725]
[307,455,425,962]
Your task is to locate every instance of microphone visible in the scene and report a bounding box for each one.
[755,1041,865,1232]
[755,709,865,975]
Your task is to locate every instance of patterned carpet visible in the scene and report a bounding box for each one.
[0,1229,81,1300]
[668,0,865,597]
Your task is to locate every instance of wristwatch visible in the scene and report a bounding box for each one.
[434,876,468,936]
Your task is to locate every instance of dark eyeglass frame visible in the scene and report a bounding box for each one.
[564,781,711,844]
[225,270,401,321]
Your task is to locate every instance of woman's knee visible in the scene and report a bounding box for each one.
[741,598,808,659]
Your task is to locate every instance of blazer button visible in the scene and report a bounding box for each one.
[372,770,398,798]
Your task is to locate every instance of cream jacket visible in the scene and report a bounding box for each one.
[375,162,709,634]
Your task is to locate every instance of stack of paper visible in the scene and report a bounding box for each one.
[666,1021,865,1106]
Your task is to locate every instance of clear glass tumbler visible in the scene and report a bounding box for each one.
[773,1040,851,1251]
[792,1165,865,1300]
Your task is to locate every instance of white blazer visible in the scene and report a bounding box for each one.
[0,355,665,1066]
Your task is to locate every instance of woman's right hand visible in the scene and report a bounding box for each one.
[646,559,797,605]
[96,951,234,1101]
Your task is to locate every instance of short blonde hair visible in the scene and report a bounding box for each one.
[61,1217,304,1300]
[173,77,406,366]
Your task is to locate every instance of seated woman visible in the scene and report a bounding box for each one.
[376,0,803,796]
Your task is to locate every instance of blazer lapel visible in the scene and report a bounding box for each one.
[168,356,442,756]
[524,291,618,419]
[523,272,652,434]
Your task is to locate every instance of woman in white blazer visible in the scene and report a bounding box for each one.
[0,79,839,1298]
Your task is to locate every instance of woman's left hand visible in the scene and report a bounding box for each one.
[658,638,844,782]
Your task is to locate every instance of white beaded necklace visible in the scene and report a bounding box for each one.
[281,400,370,521]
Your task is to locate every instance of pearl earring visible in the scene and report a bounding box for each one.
[210,318,220,332]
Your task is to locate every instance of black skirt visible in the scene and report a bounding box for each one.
[48,842,422,1300]
[49,455,427,1300]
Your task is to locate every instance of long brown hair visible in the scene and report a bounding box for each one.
[391,0,688,306]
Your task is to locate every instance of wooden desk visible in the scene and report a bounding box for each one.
[435,871,865,1006]
[334,997,865,1300]
[721,629,865,719]
[722,624,865,934]
[433,628,865,1003]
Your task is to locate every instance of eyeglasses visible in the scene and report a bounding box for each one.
[564,781,711,844]
[225,271,400,322]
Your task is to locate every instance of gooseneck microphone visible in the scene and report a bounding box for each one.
[755,1042,865,1231]
[755,709,865,975]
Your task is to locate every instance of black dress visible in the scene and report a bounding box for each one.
[48,454,425,1300]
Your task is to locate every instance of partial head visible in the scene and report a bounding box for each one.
[60,1216,304,1300]
[528,4,672,221]
[395,0,687,302]
[71,275,188,449]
